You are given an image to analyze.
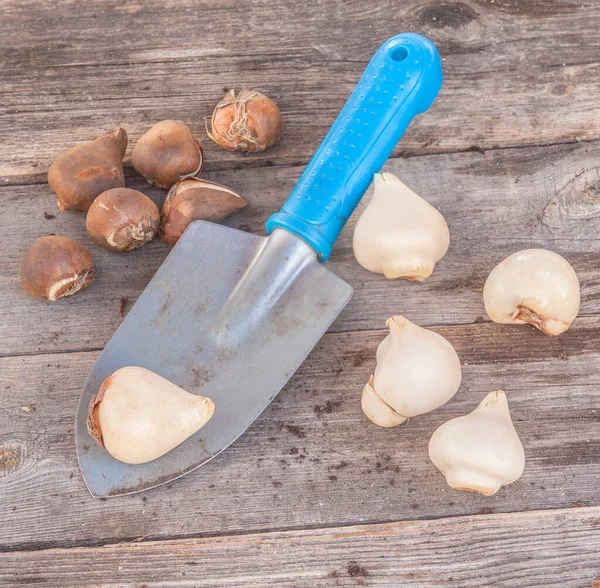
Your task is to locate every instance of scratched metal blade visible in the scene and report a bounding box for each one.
[76,222,352,497]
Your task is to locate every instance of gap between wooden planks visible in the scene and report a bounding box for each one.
[1,0,600,181]
[1,141,600,356]
[1,506,599,587]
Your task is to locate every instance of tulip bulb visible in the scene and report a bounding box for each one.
[361,376,407,428]
[483,249,580,336]
[361,316,462,427]
[353,173,450,280]
[48,128,127,212]
[88,366,215,464]
[429,391,525,496]
[159,178,247,245]
[208,89,282,152]
[132,120,203,189]
[86,188,160,252]
[21,235,95,301]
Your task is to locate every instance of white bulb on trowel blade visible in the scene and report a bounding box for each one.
[87,366,215,464]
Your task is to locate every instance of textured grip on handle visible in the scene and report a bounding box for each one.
[266,33,442,261]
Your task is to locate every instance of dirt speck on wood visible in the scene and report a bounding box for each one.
[118,297,128,317]
[278,422,306,438]
[313,400,341,417]
[348,561,368,577]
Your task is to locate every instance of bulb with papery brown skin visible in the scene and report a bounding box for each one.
[86,188,160,252]
[208,89,282,152]
[48,128,128,212]
[21,235,95,301]
[159,178,248,245]
[88,366,215,464]
[132,120,203,189]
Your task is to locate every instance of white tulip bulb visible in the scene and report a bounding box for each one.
[88,366,215,464]
[483,249,580,336]
[361,375,407,428]
[361,316,462,427]
[429,391,525,496]
[353,173,450,280]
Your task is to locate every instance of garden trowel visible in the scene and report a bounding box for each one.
[76,33,442,497]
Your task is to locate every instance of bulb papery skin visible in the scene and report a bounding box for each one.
[483,249,580,336]
[361,375,407,427]
[352,173,450,280]
[429,391,525,496]
[88,366,215,464]
[361,316,462,427]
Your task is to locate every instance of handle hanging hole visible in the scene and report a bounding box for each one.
[390,46,408,62]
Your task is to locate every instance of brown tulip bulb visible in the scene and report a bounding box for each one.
[132,120,203,188]
[48,129,127,212]
[86,188,160,252]
[208,89,282,152]
[159,178,247,245]
[21,236,95,301]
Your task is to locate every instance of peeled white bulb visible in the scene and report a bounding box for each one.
[353,172,450,280]
[361,375,407,428]
[88,366,215,464]
[483,248,580,336]
[361,316,462,427]
[429,391,525,496]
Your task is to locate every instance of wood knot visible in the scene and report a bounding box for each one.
[412,2,483,46]
[542,167,600,233]
[416,1,478,29]
[550,83,573,96]
[0,441,25,477]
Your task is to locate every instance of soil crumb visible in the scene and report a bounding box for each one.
[348,561,368,577]
[279,423,307,439]
[118,297,128,317]
[313,400,341,417]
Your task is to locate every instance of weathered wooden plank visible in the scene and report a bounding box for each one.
[2,507,600,587]
[1,318,599,548]
[2,141,599,356]
[2,0,600,180]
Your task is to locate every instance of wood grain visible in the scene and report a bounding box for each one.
[2,507,600,587]
[1,0,600,181]
[2,141,600,356]
[1,317,599,548]
[2,1,600,583]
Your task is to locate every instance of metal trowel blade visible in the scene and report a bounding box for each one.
[76,221,352,497]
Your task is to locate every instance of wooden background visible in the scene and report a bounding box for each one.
[1,0,600,586]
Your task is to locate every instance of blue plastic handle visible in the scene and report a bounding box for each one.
[266,33,442,261]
